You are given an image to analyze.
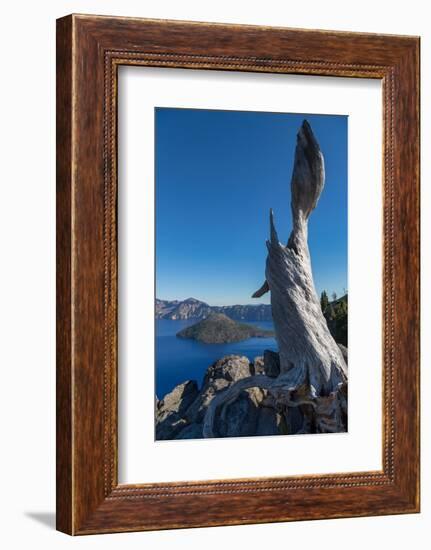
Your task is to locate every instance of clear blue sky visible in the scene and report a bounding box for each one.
[155,108,347,306]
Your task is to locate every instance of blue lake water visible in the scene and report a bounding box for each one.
[156,319,277,399]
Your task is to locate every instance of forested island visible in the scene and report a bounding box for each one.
[176,313,274,344]
[157,294,347,346]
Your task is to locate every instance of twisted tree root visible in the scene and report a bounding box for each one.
[202,366,347,437]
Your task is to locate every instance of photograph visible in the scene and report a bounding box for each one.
[155,108,348,440]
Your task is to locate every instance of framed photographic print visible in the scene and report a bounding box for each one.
[56,14,420,534]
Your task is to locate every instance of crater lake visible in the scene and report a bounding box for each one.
[155,319,277,399]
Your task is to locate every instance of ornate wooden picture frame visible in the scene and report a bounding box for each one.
[56,14,420,535]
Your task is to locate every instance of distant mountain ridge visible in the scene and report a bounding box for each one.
[155,297,272,322]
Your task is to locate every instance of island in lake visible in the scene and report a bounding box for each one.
[176,313,274,344]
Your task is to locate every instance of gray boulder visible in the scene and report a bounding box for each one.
[156,380,199,440]
[263,350,280,378]
[186,356,252,424]
[252,356,266,375]
[176,423,203,439]
[157,380,199,416]
[215,387,263,437]
[256,406,284,436]
[203,355,252,384]
[212,386,283,438]
[155,354,289,440]
[156,414,188,440]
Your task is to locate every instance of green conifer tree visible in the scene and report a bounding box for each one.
[320,290,329,313]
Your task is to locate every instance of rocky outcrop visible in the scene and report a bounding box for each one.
[155,380,199,440]
[155,350,339,440]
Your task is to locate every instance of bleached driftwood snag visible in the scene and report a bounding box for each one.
[203,120,347,437]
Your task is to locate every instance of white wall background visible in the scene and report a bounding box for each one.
[0,1,427,548]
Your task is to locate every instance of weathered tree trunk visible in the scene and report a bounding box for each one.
[203,120,347,437]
